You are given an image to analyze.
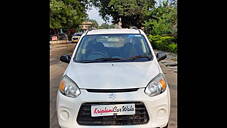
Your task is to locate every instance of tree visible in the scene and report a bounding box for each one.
[91,0,156,28]
[143,0,177,36]
[50,0,88,29]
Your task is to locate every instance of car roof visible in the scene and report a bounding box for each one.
[86,29,141,35]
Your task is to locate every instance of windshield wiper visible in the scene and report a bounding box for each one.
[125,55,152,61]
[78,56,152,63]
[78,57,123,63]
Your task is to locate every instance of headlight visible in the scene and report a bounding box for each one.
[144,73,167,97]
[59,75,81,98]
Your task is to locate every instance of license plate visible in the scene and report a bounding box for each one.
[91,104,135,117]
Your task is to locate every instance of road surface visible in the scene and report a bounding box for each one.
[50,43,177,128]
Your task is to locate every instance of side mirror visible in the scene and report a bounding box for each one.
[60,55,71,63]
[156,52,167,61]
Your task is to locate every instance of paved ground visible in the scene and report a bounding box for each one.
[50,43,177,128]
[50,43,75,128]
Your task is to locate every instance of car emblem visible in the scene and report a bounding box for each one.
[108,93,116,101]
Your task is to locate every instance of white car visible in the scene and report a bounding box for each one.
[57,29,170,128]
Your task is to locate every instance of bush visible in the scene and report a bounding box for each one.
[168,43,177,53]
[148,35,177,53]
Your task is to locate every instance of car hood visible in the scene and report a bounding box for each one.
[65,61,160,89]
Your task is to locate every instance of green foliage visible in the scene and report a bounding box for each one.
[50,0,88,29]
[168,43,177,53]
[144,0,177,36]
[148,35,177,53]
[91,0,156,28]
[143,0,177,53]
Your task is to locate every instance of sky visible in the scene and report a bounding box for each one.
[86,6,106,25]
[86,6,112,26]
[86,0,165,26]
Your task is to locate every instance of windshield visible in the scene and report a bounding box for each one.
[74,34,153,63]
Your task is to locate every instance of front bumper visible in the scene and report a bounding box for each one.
[56,87,170,128]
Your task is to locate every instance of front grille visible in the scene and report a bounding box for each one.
[86,88,139,93]
[77,102,149,125]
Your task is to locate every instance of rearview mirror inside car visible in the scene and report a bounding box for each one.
[156,52,167,61]
[60,55,71,63]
